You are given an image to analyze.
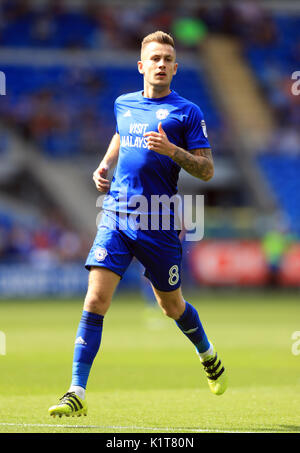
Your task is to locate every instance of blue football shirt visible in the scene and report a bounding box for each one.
[102,90,211,217]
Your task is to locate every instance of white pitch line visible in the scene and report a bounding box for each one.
[0,423,265,433]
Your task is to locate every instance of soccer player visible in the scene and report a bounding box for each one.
[49,31,227,418]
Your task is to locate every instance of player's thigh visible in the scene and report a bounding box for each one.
[151,285,185,320]
[84,267,120,315]
[135,230,183,292]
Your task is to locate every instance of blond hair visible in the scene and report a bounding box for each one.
[141,31,175,57]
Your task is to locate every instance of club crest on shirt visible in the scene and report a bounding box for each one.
[156,109,169,120]
[94,247,107,262]
[201,120,208,138]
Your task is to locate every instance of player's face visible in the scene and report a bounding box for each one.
[138,42,178,92]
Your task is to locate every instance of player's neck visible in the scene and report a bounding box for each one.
[143,84,171,99]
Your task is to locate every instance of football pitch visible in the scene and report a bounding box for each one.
[0,290,299,434]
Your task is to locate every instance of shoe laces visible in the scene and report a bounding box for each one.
[59,392,75,403]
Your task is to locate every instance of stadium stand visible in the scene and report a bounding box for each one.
[241,11,300,235]
[0,1,228,274]
[0,0,299,293]
[0,63,222,158]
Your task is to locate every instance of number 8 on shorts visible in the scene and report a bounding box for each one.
[168,265,179,286]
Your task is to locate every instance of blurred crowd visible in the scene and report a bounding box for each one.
[0,68,112,158]
[0,209,90,265]
[0,0,285,51]
[0,0,299,156]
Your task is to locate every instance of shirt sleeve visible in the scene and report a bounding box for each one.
[183,104,211,150]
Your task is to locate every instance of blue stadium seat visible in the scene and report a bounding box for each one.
[0,11,97,49]
[0,64,222,158]
[244,13,300,79]
[258,154,300,235]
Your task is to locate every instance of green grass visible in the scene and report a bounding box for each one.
[0,291,299,433]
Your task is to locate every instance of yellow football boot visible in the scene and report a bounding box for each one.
[49,392,87,418]
[200,349,228,395]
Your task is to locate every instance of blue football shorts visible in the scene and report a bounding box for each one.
[85,210,182,291]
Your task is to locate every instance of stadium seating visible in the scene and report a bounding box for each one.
[244,14,300,106]
[0,10,98,49]
[257,154,300,236]
[0,64,222,158]
[243,13,300,236]
[0,2,224,158]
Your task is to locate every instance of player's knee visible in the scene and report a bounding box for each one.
[84,291,111,316]
[159,299,184,320]
[161,306,177,319]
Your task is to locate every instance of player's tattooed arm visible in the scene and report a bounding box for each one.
[145,123,214,182]
[171,147,214,181]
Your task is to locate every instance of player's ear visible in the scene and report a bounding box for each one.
[137,61,144,75]
[173,62,178,76]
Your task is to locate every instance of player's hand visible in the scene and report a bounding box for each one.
[144,122,175,157]
[93,164,110,192]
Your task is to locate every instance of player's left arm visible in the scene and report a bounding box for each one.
[171,146,214,182]
[144,122,214,182]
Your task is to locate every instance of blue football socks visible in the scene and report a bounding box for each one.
[175,301,210,353]
[71,310,104,390]
[70,302,209,396]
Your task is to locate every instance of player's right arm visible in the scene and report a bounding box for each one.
[93,133,120,192]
